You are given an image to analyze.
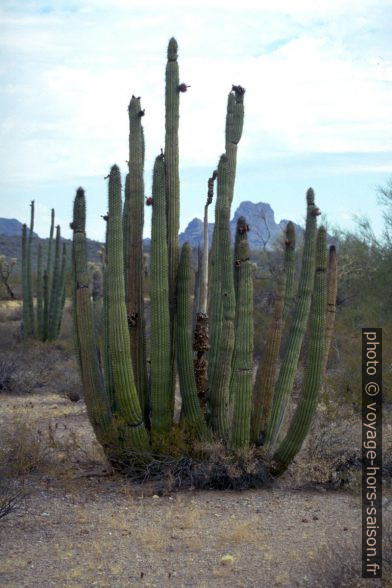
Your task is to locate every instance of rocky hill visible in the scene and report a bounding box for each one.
[179,201,303,250]
[0,218,38,238]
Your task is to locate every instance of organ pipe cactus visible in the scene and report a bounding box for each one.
[124,96,148,419]
[177,242,208,438]
[166,37,181,417]
[21,204,66,341]
[230,234,254,449]
[265,189,320,448]
[271,227,327,476]
[72,38,336,482]
[150,154,172,434]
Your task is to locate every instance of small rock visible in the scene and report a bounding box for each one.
[220,554,234,566]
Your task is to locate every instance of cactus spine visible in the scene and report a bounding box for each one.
[125,96,148,418]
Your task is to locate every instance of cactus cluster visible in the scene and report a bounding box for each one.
[71,39,337,478]
[21,203,66,341]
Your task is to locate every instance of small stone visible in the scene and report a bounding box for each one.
[220,554,234,566]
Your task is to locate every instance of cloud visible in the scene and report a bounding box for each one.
[0,0,391,237]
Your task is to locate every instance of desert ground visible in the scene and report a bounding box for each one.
[0,301,390,587]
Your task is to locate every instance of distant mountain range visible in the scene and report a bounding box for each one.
[0,218,38,238]
[0,201,304,269]
[179,201,303,250]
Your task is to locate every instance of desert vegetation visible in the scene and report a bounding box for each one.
[0,37,391,587]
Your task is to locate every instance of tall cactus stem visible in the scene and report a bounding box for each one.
[44,208,55,340]
[55,242,67,338]
[106,165,149,450]
[271,226,327,476]
[265,188,320,448]
[71,187,118,452]
[193,170,216,411]
[150,154,172,434]
[208,86,244,406]
[282,221,296,321]
[36,243,44,340]
[323,245,337,375]
[47,225,61,341]
[165,37,180,418]
[21,224,31,336]
[177,242,208,438]
[125,96,148,420]
[208,154,236,439]
[251,270,286,444]
[229,236,254,449]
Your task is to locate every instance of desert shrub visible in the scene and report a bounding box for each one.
[112,441,272,495]
[0,354,17,393]
[0,482,25,521]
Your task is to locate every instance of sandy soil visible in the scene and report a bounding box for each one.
[0,393,377,588]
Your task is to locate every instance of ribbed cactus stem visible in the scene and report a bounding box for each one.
[323,245,337,375]
[150,154,172,434]
[251,270,286,444]
[265,188,319,448]
[177,242,208,438]
[44,209,55,340]
[229,237,254,449]
[71,187,117,452]
[123,172,130,285]
[271,226,327,476]
[193,170,217,411]
[21,223,31,336]
[208,87,244,406]
[106,165,149,450]
[208,154,235,439]
[125,96,148,419]
[55,242,67,338]
[47,225,61,341]
[282,221,296,321]
[36,243,44,341]
[165,37,180,415]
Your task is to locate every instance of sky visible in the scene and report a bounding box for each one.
[0,0,391,241]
